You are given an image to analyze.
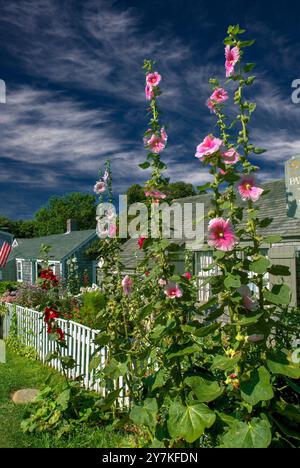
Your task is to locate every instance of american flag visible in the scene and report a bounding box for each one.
[0,241,12,269]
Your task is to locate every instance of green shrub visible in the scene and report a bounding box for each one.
[75,291,107,329]
[0,281,18,295]
[5,335,38,361]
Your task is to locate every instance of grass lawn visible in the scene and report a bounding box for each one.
[0,350,136,448]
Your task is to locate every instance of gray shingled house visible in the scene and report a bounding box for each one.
[120,179,300,307]
[1,221,98,286]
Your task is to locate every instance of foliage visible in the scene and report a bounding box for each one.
[66,256,80,295]
[125,181,197,205]
[75,291,107,329]
[0,281,18,296]
[5,335,38,361]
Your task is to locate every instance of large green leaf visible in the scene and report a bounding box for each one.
[130,398,158,432]
[211,355,240,372]
[103,358,127,379]
[185,376,223,403]
[240,366,274,405]
[249,257,270,274]
[267,352,300,379]
[168,401,216,443]
[264,284,291,305]
[220,418,272,448]
[166,343,200,360]
[224,274,241,289]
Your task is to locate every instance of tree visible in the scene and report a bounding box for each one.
[34,192,97,236]
[125,181,196,205]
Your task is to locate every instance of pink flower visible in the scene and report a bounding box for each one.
[161,127,168,142]
[158,278,167,286]
[94,181,107,194]
[122,275,133,296]
[238,286,259,312]
[237,176,264,202]
[145,189,166,200]
[208,218,237,251]
[247,334,264,343]
[206,99,217,114]
[146,72,161,88]
[138,236,147,249]
[195,135,223,161]
[225,46,240,77]
[147,134,166,154]
[109,223,117,238]
[222,148,239,165]
[103,170,110,182]
[145,83,154,100]
[210,88,228,103]
[164,282,183,299]
[184,272,192,280]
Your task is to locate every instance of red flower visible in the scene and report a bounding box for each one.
[56,328,65,342]
[184,272,192,280]
[145,271,150,277]
[138,236,147,249]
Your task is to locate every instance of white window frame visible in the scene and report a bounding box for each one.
[16,259,23,282]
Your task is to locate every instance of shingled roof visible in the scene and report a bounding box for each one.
[9,229,97,261]
[119,179,300,269]
[174,179,300,240]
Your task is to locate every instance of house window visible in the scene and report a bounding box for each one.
[16,260,23,282]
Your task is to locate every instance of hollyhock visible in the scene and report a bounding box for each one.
[147,134,166,153]
[44,307,59,323]
[145,83,154,100]
[206,99,217,114]
[109,223,117,238]
[103,170,109,182]
[164,282,183,299]
[146,71,161,88]
[56,327,65,342]
[210,87,228,103]
[138,236,147,249]
[145,189,166,200]
[184,272,192,280]
[208,218,237,251]
[238,176,264,202]
[122,275,133,296]
[195,135,223,161]
[225,45,240,77]
[94,180,107,194]
[238,285,259,312]
[158,278,167,286]
[161,127,168,142]
[247,334,264,343]
[222,148,239,165]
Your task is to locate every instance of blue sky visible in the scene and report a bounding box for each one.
[1,0,300,219]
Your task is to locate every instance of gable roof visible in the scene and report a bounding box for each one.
[120,179,300,269]
[9,229,97,262]
[174,179,300,240]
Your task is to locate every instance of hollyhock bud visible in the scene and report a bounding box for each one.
[184,272,192,280]
[138,236,147,249]
[122,275,133,296]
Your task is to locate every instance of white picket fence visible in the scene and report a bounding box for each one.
[3,303,128,404]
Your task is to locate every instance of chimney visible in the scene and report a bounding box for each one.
[66,219,78,233]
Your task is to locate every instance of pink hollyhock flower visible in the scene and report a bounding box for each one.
[94,181,107,194]
[103,170,110,182]
[122,275,133,295]
[109,223,117,238]
[145,189,166,200]
[164,282,183,299]
[146,72,161,88]
[158,278,167,286]
[184,272,192,280]
[225,46,240,77]
[145,83,154,100]
[238,176,264,202]
[195,135,223,161]
[222,148,239,165]
[147,134,166,153]
[161,127,168,142]
[138,236,147,249]
[247,334,264,343]
[210,87,228,103]
[208,218,237,251]
[238,285,259,312]
[206,99,217,114]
